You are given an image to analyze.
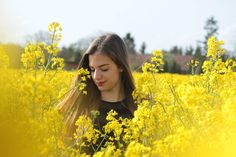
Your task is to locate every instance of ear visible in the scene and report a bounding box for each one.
[119,68,123,72]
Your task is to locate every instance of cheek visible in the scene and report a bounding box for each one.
[91,71,108,81]
[109,70,121,82]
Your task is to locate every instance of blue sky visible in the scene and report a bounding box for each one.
[1,0,236,53]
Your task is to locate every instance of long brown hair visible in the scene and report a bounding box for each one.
[57,33,136,138]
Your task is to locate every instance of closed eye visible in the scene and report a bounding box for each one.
[89,68,108,72]
[101,69,108,72]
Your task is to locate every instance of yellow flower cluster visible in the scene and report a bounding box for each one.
[0,46,9,68]
[21,22,64,72]
[76,68,91,95]
[104,110,124,141]
[93,145,121,157]
[125,141,151,157]
[51,57,64,70]
[188,59,199,74]
[207,36,225,59]
[74,116,100,147]
[142,50,164,73]
[21,42,46,70]
[203,36,236,74]
[48,21,63,42]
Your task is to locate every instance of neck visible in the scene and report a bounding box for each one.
[101,83,125,102]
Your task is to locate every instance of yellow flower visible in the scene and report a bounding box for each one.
[51,57,64,70]
[21,42,45,70]
[142,50,164,73]
[0,46,9,68]
[206,36,225,59]
[125,141,151,157]
[48,22,63,42]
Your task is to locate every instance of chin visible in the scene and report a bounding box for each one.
[98,87,111,92]
[97,86,105,91]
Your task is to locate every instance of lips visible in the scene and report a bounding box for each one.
[96,81,106,87]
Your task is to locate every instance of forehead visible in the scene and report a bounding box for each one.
[88,52,114,67]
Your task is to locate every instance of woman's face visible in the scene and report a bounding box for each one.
[89,52,123,92]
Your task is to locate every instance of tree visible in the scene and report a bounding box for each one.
[123,33,136,54]
[194,45,204,74]
[170,60,181,73]
[140,42,146,54]
[58,43,82,64]
[25,30,51,45]
[203,16,219,51]
[185,46,194,55]
[169,46,183,55]
[163,60,169,72]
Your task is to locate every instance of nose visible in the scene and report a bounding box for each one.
[93,69,102,81]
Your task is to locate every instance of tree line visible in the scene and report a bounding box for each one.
[1,16,235,74]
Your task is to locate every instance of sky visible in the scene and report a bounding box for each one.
[1,0,236,53]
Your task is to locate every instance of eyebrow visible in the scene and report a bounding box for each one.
[89,64,110,68]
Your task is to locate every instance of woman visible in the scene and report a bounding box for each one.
[57,33,137,153]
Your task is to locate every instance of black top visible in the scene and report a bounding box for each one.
[85,99,133,155]
[93,99,134,132]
